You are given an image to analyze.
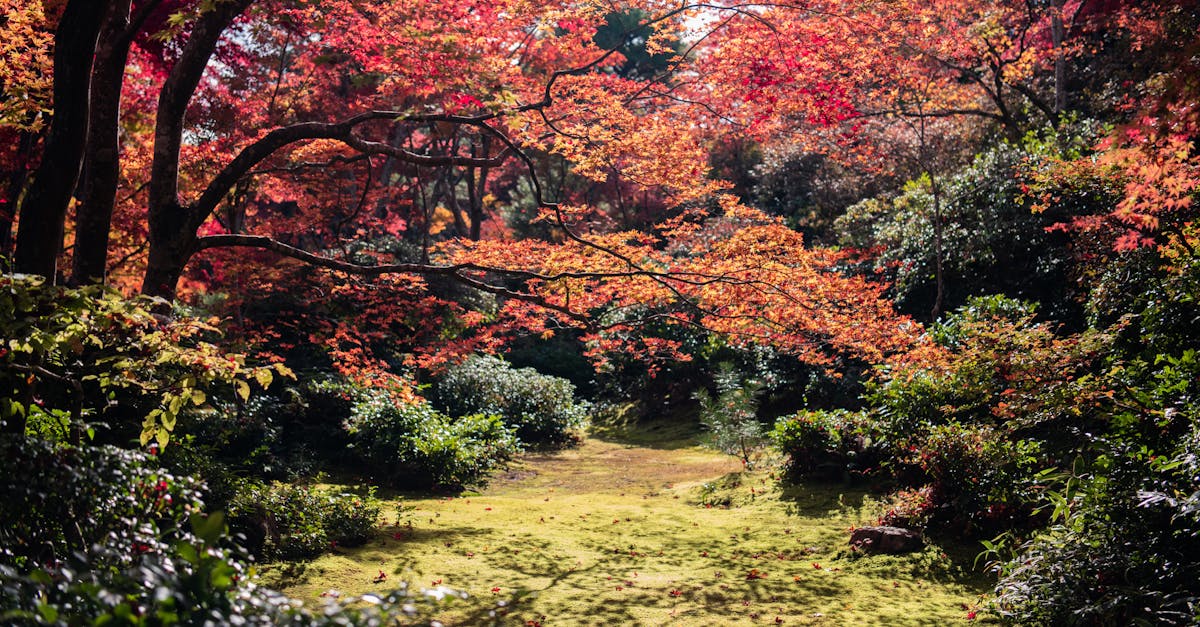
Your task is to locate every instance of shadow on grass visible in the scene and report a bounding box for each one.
[588,415,705,451]
[456,531,866,626]
[777,480,873,518]
[270,435,995,625]
[260,560,312,590]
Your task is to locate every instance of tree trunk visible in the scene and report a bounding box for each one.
[467,136,490,240]
[142,216,196,300]
[13,0,114,280]
[1,129,39,259]
[1051,0,1067,117]
[72,0,134,286]
[142,0,253,299]
[930,175,946,320]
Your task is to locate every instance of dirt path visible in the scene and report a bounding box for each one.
[271,438,989,625]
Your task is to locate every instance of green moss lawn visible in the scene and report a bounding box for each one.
[263,430,992,625]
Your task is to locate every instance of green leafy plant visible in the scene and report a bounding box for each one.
[318,487,382,548]
[770,409,881,478]
[0,510,478,626]
[991,439,1200,625]
[434,355,589,447]
[226,482,382,561]
[0,434,204,569]
[226,482,328,561]
[346,396,520,490]
[908,422,1037,534]
[0,275,290,448]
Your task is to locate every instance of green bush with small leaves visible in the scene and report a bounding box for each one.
[908,422,1039,534]
[319,487,383,548]
[435,355,589,447]
[226,482,382,561]
[346,396,519,490]
[770,409,882,478]
[0,510,478,626]
[0,435,203,570]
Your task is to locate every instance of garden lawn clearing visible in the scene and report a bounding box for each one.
[264,435,992,625]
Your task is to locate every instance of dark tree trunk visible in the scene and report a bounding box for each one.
[1,129,39,259]
[142,219,195,301]
[1051,0,1067,117]
[930,174,945,321]
[72,0,134,286]
[13,0,114,280]
[142,0,253,299]
[467,136,490,240]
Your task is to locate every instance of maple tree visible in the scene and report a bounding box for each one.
[2,0,940,387]
[7,0,1192,381]
[1026,51,1200,255]
[0,0,53,257]
[3,1,1200,624]
[689,0,1196,318]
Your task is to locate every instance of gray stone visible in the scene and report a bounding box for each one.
[849,526,924,554]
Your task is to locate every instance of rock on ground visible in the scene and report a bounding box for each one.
[849,526,924,554]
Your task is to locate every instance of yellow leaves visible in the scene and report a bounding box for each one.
[254,368,273,390]
[0,0,53,128]
[235,379,251,402]
[273,362,296,379]
[130,352,287,450]
[289,139,357,163]
[429,205,455,236]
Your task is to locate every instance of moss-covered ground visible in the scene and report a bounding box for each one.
[264,428,994,625]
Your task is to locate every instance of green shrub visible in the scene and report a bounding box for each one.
[319,487,382,547]
[168,377,361,484]
[834,136,1085,321]
[227,482,328,560]
[865,295,1106,464]
[347,397,519,490]
[991,436,1200,625]
[770,409,881,478]
[0,511,473,626]
[910,423,1037,534]
[434,355,588,447]
[990,325,1200,623]
[226,482,382,561]
[0,435,203,570]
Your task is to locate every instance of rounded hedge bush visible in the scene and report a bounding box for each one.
[346,397,519,490]
[226,482,382,561]
[770,409,882,479]
[434,355,589,447]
